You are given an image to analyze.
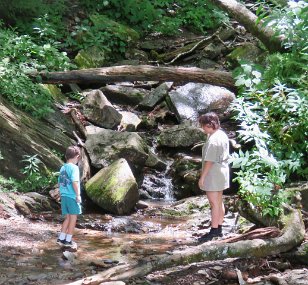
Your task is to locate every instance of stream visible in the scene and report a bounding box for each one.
[0,193,239,285]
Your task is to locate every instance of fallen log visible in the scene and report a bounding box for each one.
[209,0,285,52]
[67,207,305,285]
[32,65,236,91]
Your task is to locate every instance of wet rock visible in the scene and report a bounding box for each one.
[62,251,77,262]
[136,201,149,210]
[145,150,167,171]
[167,83,235,123]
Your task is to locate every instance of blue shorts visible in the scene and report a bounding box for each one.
[61,196,82,215]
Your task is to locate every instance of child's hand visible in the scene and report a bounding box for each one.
[76,195,81,203]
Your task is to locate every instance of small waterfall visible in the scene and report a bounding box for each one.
[141,138,175,201]
[157,159,174,201]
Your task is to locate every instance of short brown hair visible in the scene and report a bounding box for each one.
[198,112,220,130]
[65,146,80,160]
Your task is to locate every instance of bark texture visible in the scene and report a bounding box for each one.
[32,65,236,91]
[209,0,284,52]
[67,208,305,285]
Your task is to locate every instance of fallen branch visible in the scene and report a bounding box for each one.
[165,30,221,65]
[222,227,281,243]
[67,207,304,285]
[209,0,285,52]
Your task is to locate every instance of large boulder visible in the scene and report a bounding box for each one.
[0,97,73,180]
[82,89,122,129]
[85,158,138,215]
[158,125,206,148]
[85,126,148,169]
[166,83,235,123]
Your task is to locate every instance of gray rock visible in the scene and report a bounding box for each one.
[82,90,122,129]
[119,111,141,132]
[85,126,148,169]
[100,85,149,105]
[167,83,235,123]
[138,82,173,109]
[158,125,206,148]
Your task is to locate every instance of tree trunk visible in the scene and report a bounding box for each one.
[209,0,284,52]
[67,207,305,285]
[32,65,236,91]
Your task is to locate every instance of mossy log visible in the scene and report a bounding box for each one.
[67,207,305,285]
[32,65,236,91]
[209,0,285,52]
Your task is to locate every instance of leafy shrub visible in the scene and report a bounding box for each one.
[19,154,58,193]
[0,23,73,117]
[230,1,308,217]
[79,0,227,35]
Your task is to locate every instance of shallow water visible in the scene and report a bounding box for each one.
[0,196,239,285]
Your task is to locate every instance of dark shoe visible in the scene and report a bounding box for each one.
[62,240,77,248]
[198,229,223,243]
[56,239,66,246]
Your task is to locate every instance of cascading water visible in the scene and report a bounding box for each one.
[141,138,175,201]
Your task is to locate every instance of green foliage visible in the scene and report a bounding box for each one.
[0,175,19,193]
[19,154,58,193]
[79,0,227,35]
[0,23,73,117]
[64,17,129,59]
[153,0,228,35]
[0,0,67,30]
[230,1,308,217]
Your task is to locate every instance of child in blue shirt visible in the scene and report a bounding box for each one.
[57,146,82,247]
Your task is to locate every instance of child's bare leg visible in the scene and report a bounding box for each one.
[206,191,221,228]
[67,214,77,235]
[61,215,70,233]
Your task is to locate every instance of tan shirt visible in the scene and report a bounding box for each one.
[200,129,230,191]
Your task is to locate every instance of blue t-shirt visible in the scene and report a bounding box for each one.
[58,163,80,200]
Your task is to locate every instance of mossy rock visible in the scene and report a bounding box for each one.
[90,14,140,43]
[40,84,68,104]
[226,43,266,67]
[74,46,106,69]
[85,158,138,215]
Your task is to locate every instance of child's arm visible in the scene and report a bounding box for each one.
[72,181,81,203]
